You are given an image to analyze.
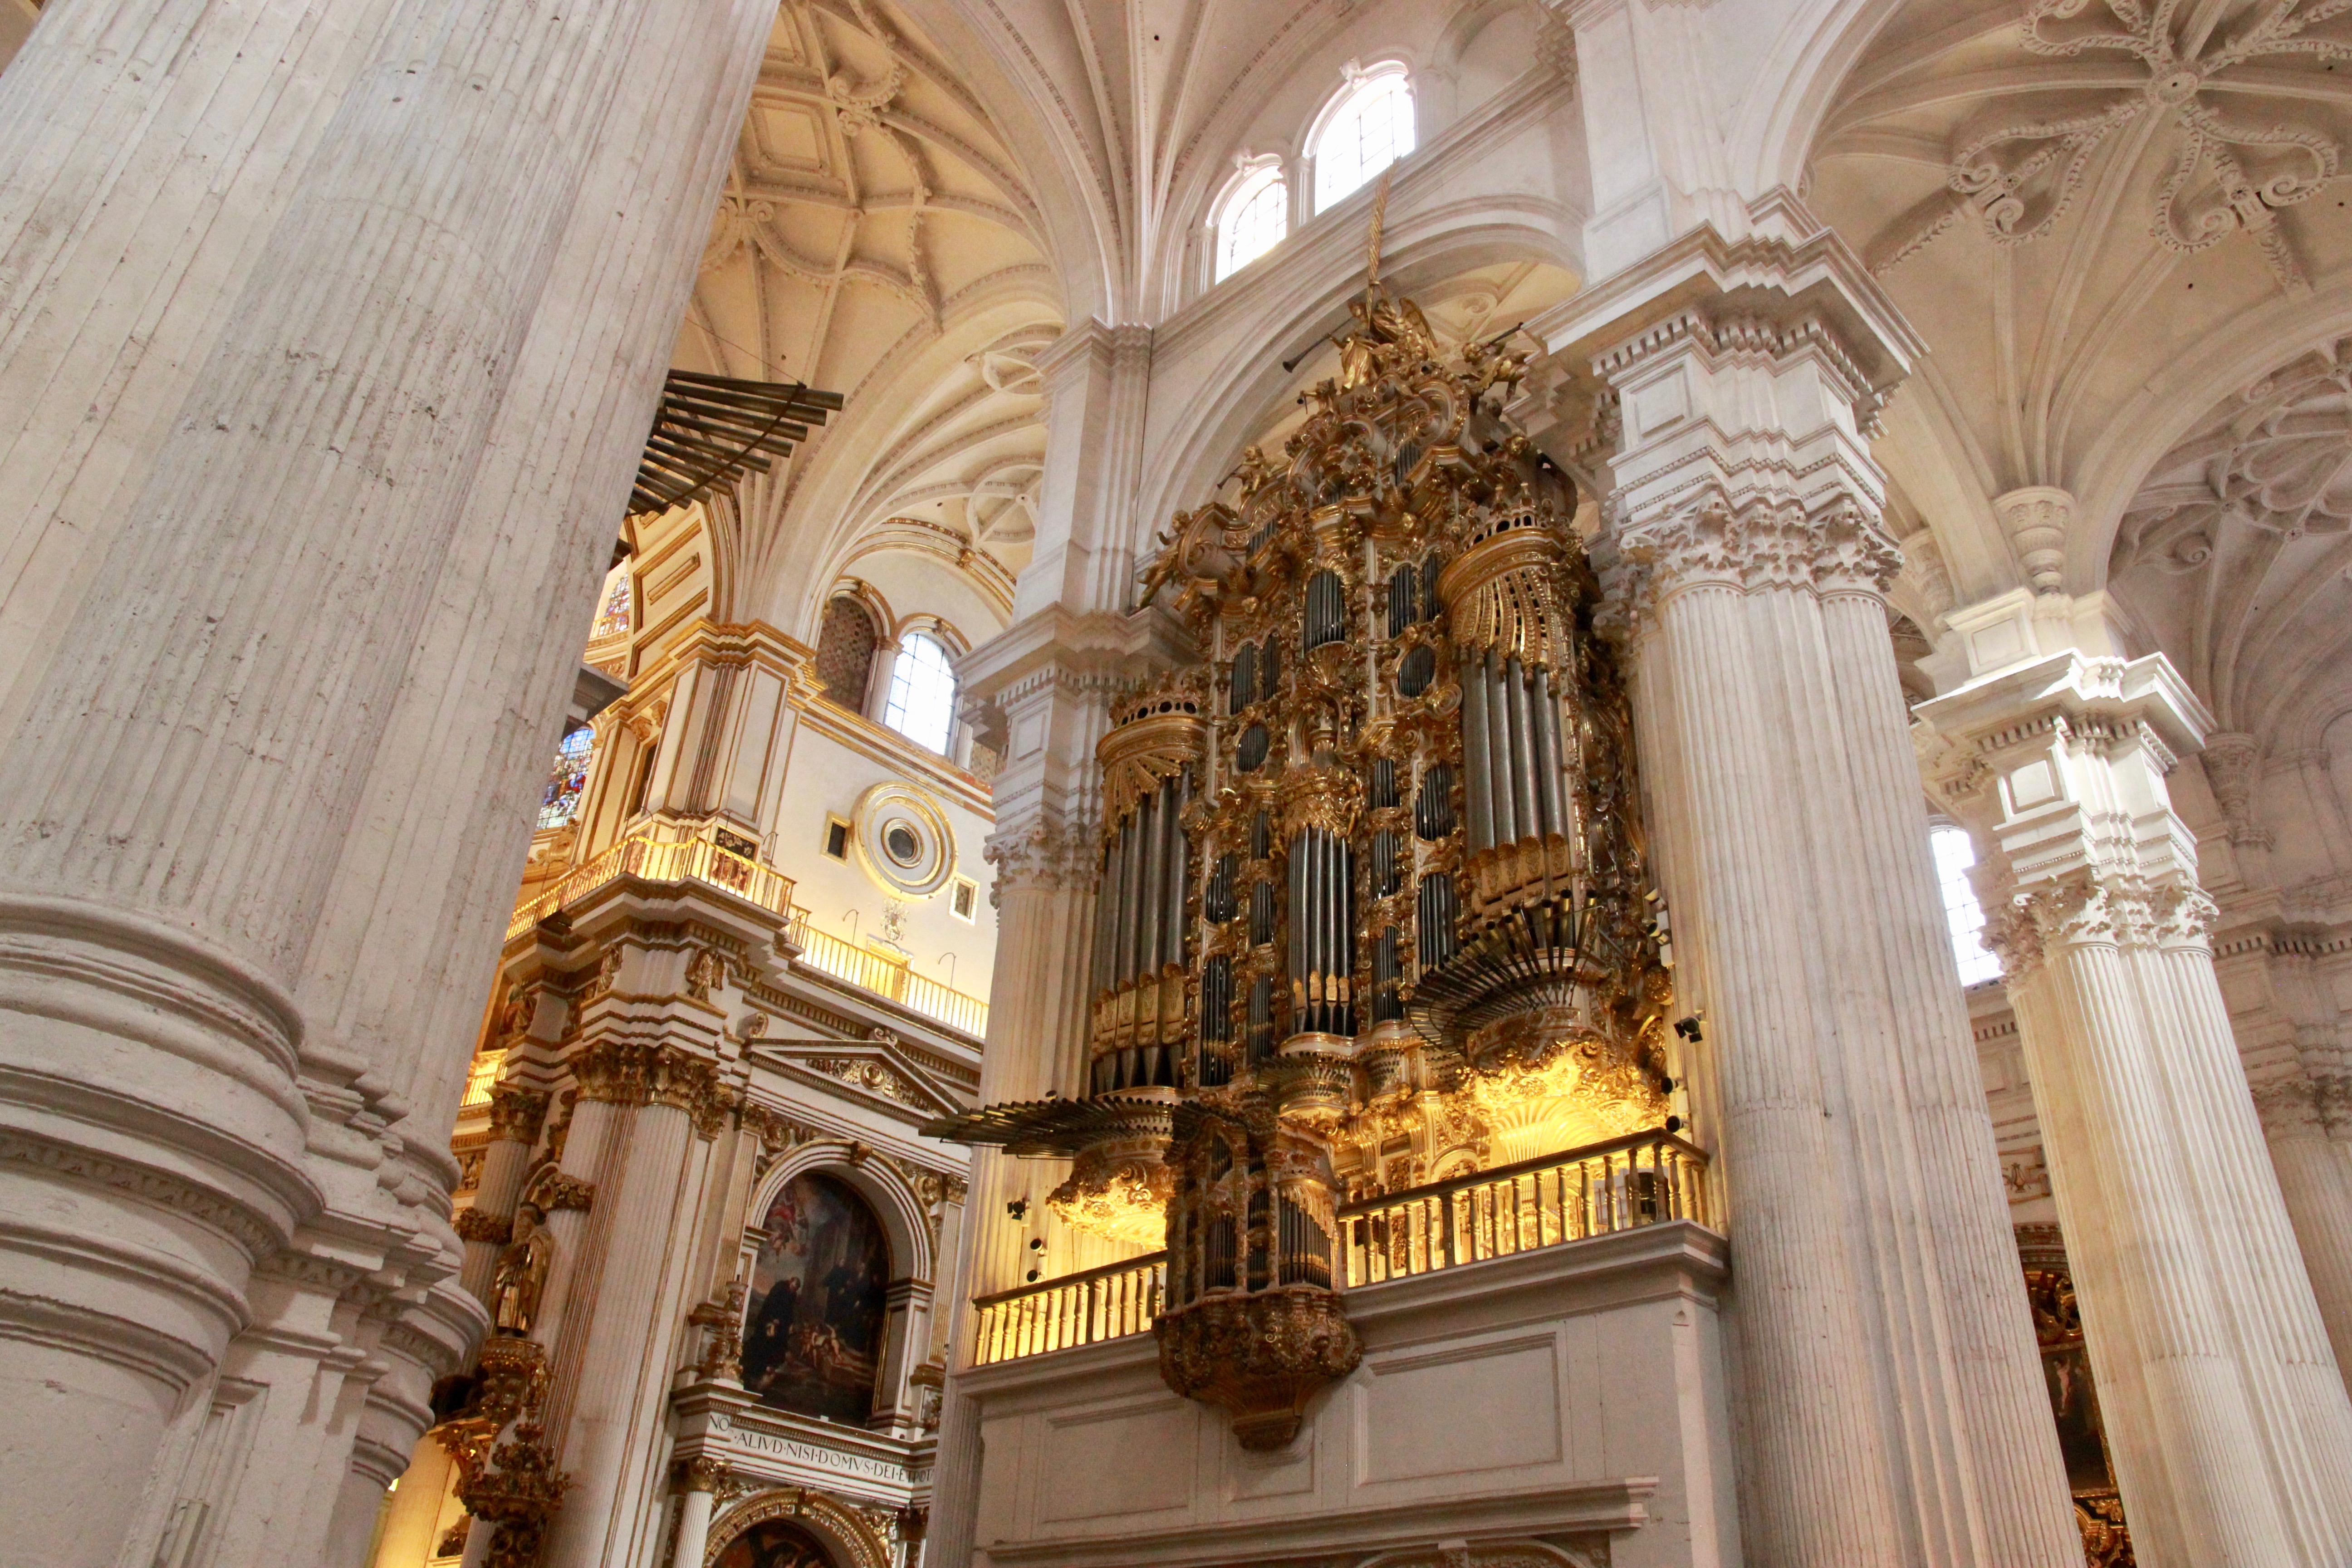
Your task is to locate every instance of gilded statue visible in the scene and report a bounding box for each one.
[489,1201,553,1335]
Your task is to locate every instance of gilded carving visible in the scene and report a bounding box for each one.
[488,1202,554,1335]
[488,1084,551,1145]
[455,1207,514,1246]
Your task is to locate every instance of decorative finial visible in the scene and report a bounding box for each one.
[1366,168,1392,289]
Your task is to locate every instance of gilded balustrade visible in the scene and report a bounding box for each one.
[968,1128,1711,1367]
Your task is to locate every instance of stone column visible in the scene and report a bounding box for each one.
[928,309,1172,1566]
[1921,649,2352,1567]
[0,0,774,1558]
[1560,204,2077,1568]
[2255,1067,2352,1375]
[668,1458,727,1568]
[463,1084,554,1300]
[0,0,400,730]
[537,1040,725,1568]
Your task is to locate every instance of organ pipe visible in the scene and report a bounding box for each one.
[931,260,1666,1454]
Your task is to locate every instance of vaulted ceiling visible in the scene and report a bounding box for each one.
[1810,0,2352,760]
[1810,0,2352,599]
[678,0,1062,632]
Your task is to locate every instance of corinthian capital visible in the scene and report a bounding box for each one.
[1614,490,1901,611]
[982,814,1100,901]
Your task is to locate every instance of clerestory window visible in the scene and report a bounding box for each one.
[1931,824,2002,986]
[1215,164,1289,281]
[1312,65,1416,212]
[882,631,958,755]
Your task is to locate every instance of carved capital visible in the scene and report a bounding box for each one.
[572,1040,723,1118]
[982,814,1101,902]
[487,1085,550,1145]
[1986,868,2216,981]
[1613,492,1901,616]
[673,1453,732,1494]
[521,1164,595,1214]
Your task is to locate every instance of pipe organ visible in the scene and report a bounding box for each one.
[929,267,1670,1446]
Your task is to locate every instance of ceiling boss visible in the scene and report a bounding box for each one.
[926,180,1674,1448]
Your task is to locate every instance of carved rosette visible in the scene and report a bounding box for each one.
[1154,1288,1362,1450]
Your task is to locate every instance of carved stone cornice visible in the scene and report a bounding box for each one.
[486,1084,550,1145]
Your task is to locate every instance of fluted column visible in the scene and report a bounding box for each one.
[0,0,399,730]
[462,1085,554,1300]
[2256,1073,2352,1374]
[1922,650,2352,1568]
[1570,206,2076,1568]
[668,1458,727,1568]
[537,1042,723,1568]
[0,0,770,1557]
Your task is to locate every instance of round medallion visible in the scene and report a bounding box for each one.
[851,783,956,897]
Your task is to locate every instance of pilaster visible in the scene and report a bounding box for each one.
[1920,645,2352,1566]
[1560,199,2078,1568]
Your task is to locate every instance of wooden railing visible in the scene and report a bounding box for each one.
[1337,1129,1710,1286]
[970,1252,1165,1366]
[968,1129,1712,1366]
[507,831,794,938]
[785,907,989,1038]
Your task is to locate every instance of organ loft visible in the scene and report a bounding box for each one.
[3,3,2352,1568]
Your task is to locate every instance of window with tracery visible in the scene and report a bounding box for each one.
[814,596,880,711]
[882,630,957,754]
[1312,65,1415,212]
[537,724,594,830]
[1931,824,2001,986]
[1215,165,1288,281]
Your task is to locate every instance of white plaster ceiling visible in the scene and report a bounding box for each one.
[1810,0,2352,596]
[2112,340,2352,742]
[1809,0,2352,758]
[679,0,1061,625]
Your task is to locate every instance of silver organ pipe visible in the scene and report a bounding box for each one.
[1461,667,1493,853]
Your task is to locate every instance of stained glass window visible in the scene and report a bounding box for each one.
[1931,824,2001,986]
[590,564,632,642]
[537,724,595,830]
[1313,67,1416,212]
[882,631,957,754]
[1215,166,1288,281]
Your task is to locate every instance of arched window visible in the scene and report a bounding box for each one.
[741,1173,892,1422]
[1312,64,1415,212]
[882,630,957,754]
[1214,163,1288,281]
[814,596,880,711]
[535,724,594,830]
[1931,824,2001,986]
